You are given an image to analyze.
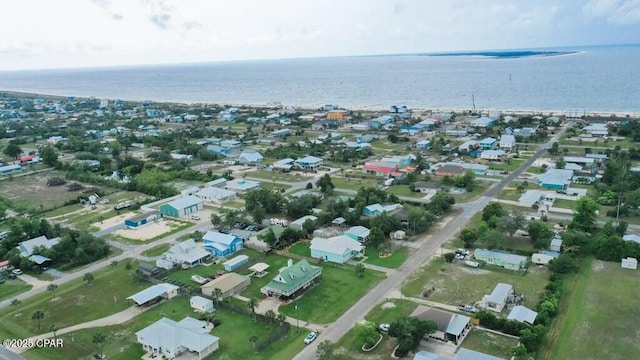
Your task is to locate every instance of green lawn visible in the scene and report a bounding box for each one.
[279,263,386,324]
[552,198,578,209]
[461,328,519,359]
[401,258,549,310]
[246,170,303,182]
[0,261,150,340]
[450,180,494,203]
[541,258,640,360]
[241,255,295,300]
[288,242,311,258]
[364,246,409,269]
[499,188,523,201]
[42,204,84,218]
[141,243,171,257]
[487,159,525,172]
[0,278,32,301]
[332,177,378,192]
[24,296,307,360]
[387,185,426,198]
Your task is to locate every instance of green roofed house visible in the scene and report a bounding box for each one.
[260,259,322,299]
[159,195,203,218]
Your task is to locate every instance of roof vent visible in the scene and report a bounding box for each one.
[290,273,295,279]
[301,266,306,272]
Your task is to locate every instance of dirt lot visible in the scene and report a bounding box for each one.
[114,219,183,241]
[92,211,138,231]
[0,171,90,211]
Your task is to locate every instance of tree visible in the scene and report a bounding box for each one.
[276,313,287,326]
[247,298,258,321]
[39,146,59,166]
[265,309,276,325]
[210,213,222,227]
[133,268,144,283]
[3,143,22,159]
[480,228,503,249]
[444,252,455,263]
[368,227,386,248]
[32,310,44,331]
[527,221,555,249]
[460,228,479,248]
[92,332,106,359]
[213,288,223,306]
[47,283,58,299]
[249,335,258,353]
[316,174,335,195]
[570,196,600,232]
[548,253,579,274]
[482,203,504,222]
[50,324,59,341]
[11,299,21,310]
[355,263,365,278]
[84,272,95,285]
[498,210,526,240]
[317,340,339,360]
[556,156,566,169]
[354,322,379,347]
[548,141,559,155]
[302,218,317,237]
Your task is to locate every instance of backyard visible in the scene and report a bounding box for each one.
[401,255,550,310]
[288,242,409,269]
[461,328,519,359]
[541,258,640,360]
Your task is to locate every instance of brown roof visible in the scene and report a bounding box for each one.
[201,273,249,293]
[414,181,442,190]
[436,165,465,175]
[410,305,453,333]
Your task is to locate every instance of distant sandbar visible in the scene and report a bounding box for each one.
[427,50,578,59]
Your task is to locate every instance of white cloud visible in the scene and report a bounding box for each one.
[583,0,640,24]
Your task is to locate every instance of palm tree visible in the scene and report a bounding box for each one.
[213,288,223,306]
[355,263,365,278]
[50,324,58,341]
[92,332,106,359]
[247,298,258,321]
[265,310,276,325]
[249,335,258,353]
[133,268,144,283]
[11,299,21,310]
[47,283,58,299]
[32,310,44,331]
[276,313,287,326]
[83,272,95,285]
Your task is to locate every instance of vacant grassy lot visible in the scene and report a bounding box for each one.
[0,170,89,211]
[24,296,307,360]
[387,185,426,198]
[401,257,549,310]
[279,262,386,324]
[332,177,378,191]
[461,328,519,359]
[487,159,526,172]
[541,259,640,360]
[450,180,494,203]
[141,243,171,257]
[0,261,149,340]
[0,278,32,301]
[337,299,417,358]
[246,170,305,182]
[364,246,409,269]
[552,198,578,209]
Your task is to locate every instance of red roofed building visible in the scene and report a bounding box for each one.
[15,155,39,165]
[434,165,465,177]
[363,162,405,178]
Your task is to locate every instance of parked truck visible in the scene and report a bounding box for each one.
[113,201,131,210]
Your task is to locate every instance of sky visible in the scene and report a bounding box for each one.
[1,0,639,70]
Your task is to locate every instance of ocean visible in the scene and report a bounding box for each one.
[0,44,639,113]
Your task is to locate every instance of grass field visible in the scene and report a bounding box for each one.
[24,296,307,360]
[0,278,32,301]
[278,263,386,324]
[364,246,409,269]
[246,170,305,182]
[541,258,640,360]
[487,159,526,172]
[332,177,378,192]
[0,261,150,340]
[140,243,171,257]
[552,198,578,209]
[387,185,426,198]
[401,257,549,310]
[0,170,89,211]
[450,180,494,203]
[166,248,263,286]
[461,328,519,359]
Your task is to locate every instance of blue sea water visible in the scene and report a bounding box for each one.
[0,44,639,113]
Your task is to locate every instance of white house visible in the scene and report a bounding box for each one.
[163,239,211,268]
[135,317,219,359]
[499,134,517,152]
[190,295,214,313]
[289,215,318,231]
[238,151,264,165]
[507,305,538,325]
[480,149,506,161]
[310,235,365,264]
[482,283,513,313]
[195,187,237,204]
[225,179,261,194]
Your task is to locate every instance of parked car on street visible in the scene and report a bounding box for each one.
[458,304,477,313]
[304,331,317,344]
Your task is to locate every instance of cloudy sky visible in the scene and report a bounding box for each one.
[1,0,639,70]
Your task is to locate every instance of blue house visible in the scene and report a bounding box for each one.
[239,151,264,164]
[472,117,495,128]
[362,203,402,217]
[416,139,431,150]
[207,145,228,156]
[295,156,324,170]
[310,235,364,264]
[203,231,243,257]
[536,169,574,190]
[478,137,497,150]
[357,134,375,143]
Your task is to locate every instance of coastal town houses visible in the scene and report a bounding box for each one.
[203,231,243,257]
[260,259,322,299]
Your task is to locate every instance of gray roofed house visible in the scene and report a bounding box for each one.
[18,236,61,257]
[344,225,370,242]
[289,215,318,231]
[163,239,211,268]
[414,181,442,194]
[455,348,504,360]
[473,249,527,271]
[206,178,227,188]
[507,305,538,324]
[28,255,51,265]
[135,316,219,359]
[410,305,471,344]
[310,235,364,264]
[483,283,513,312]
[550,237,563,252]
[623,234,640,244]
[195,186,237,204]
[127,283,179,306]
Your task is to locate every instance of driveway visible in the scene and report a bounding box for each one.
[16,274,48,288]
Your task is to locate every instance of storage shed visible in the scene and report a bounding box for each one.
[223,255,249,271]
[622,257,638,270]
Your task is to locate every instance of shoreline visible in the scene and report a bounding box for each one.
[2,89,639,118]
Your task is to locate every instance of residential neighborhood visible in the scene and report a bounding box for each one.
[0,93,639,360]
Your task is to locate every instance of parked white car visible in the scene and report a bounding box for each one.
[378,323,390,332]
[304,331,317,344]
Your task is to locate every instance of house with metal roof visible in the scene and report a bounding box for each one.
[416,139,431,150]
[413,351,450,360]
[159,196,203,218]
[18,236,61,257]
[190,296,214,313]
[478,137,497,150]
[499,134,517,152]
[536,168,574,190]
[473,249,527,271]
[363,203,402,217]
[363,162,403,178]
[125,211,163,228]
[507,305,538,325]
[550,236,563,252]
[0,164,23,175]
[623,234,640,244]
[223,255,249,271]
[225,179,260,194]
[127,283,179,306]
[411,305,472,344]
[203,231,243,257]
[479,149,506,161]
[270,128,291,137]
[135,316,219,359]
[206,178,227,188]
[310,235,364,264]
[239,151,264,165]
[295,156,324,170]
[201,273,251,299]
[260,259,322,299]
[195,187,236,204]
[455,348,504,360]
[482,283,513,312]
[344,226,370,242]
[220,139,241,148]
[472,117,495,128]
[434,164,466,177]
[289,215,318,231]
[163,239,211,268]
[273,158,295,172]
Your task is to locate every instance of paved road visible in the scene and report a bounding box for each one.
[293,123,573,359]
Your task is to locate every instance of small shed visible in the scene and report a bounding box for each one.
[190,296,214,313]
[622,257,638,270]
[223,255,249,271]
[391,230,406,240]
[156,258,175,270]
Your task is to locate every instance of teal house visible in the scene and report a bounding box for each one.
[473,249,527,271]
[159,196,203,218]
